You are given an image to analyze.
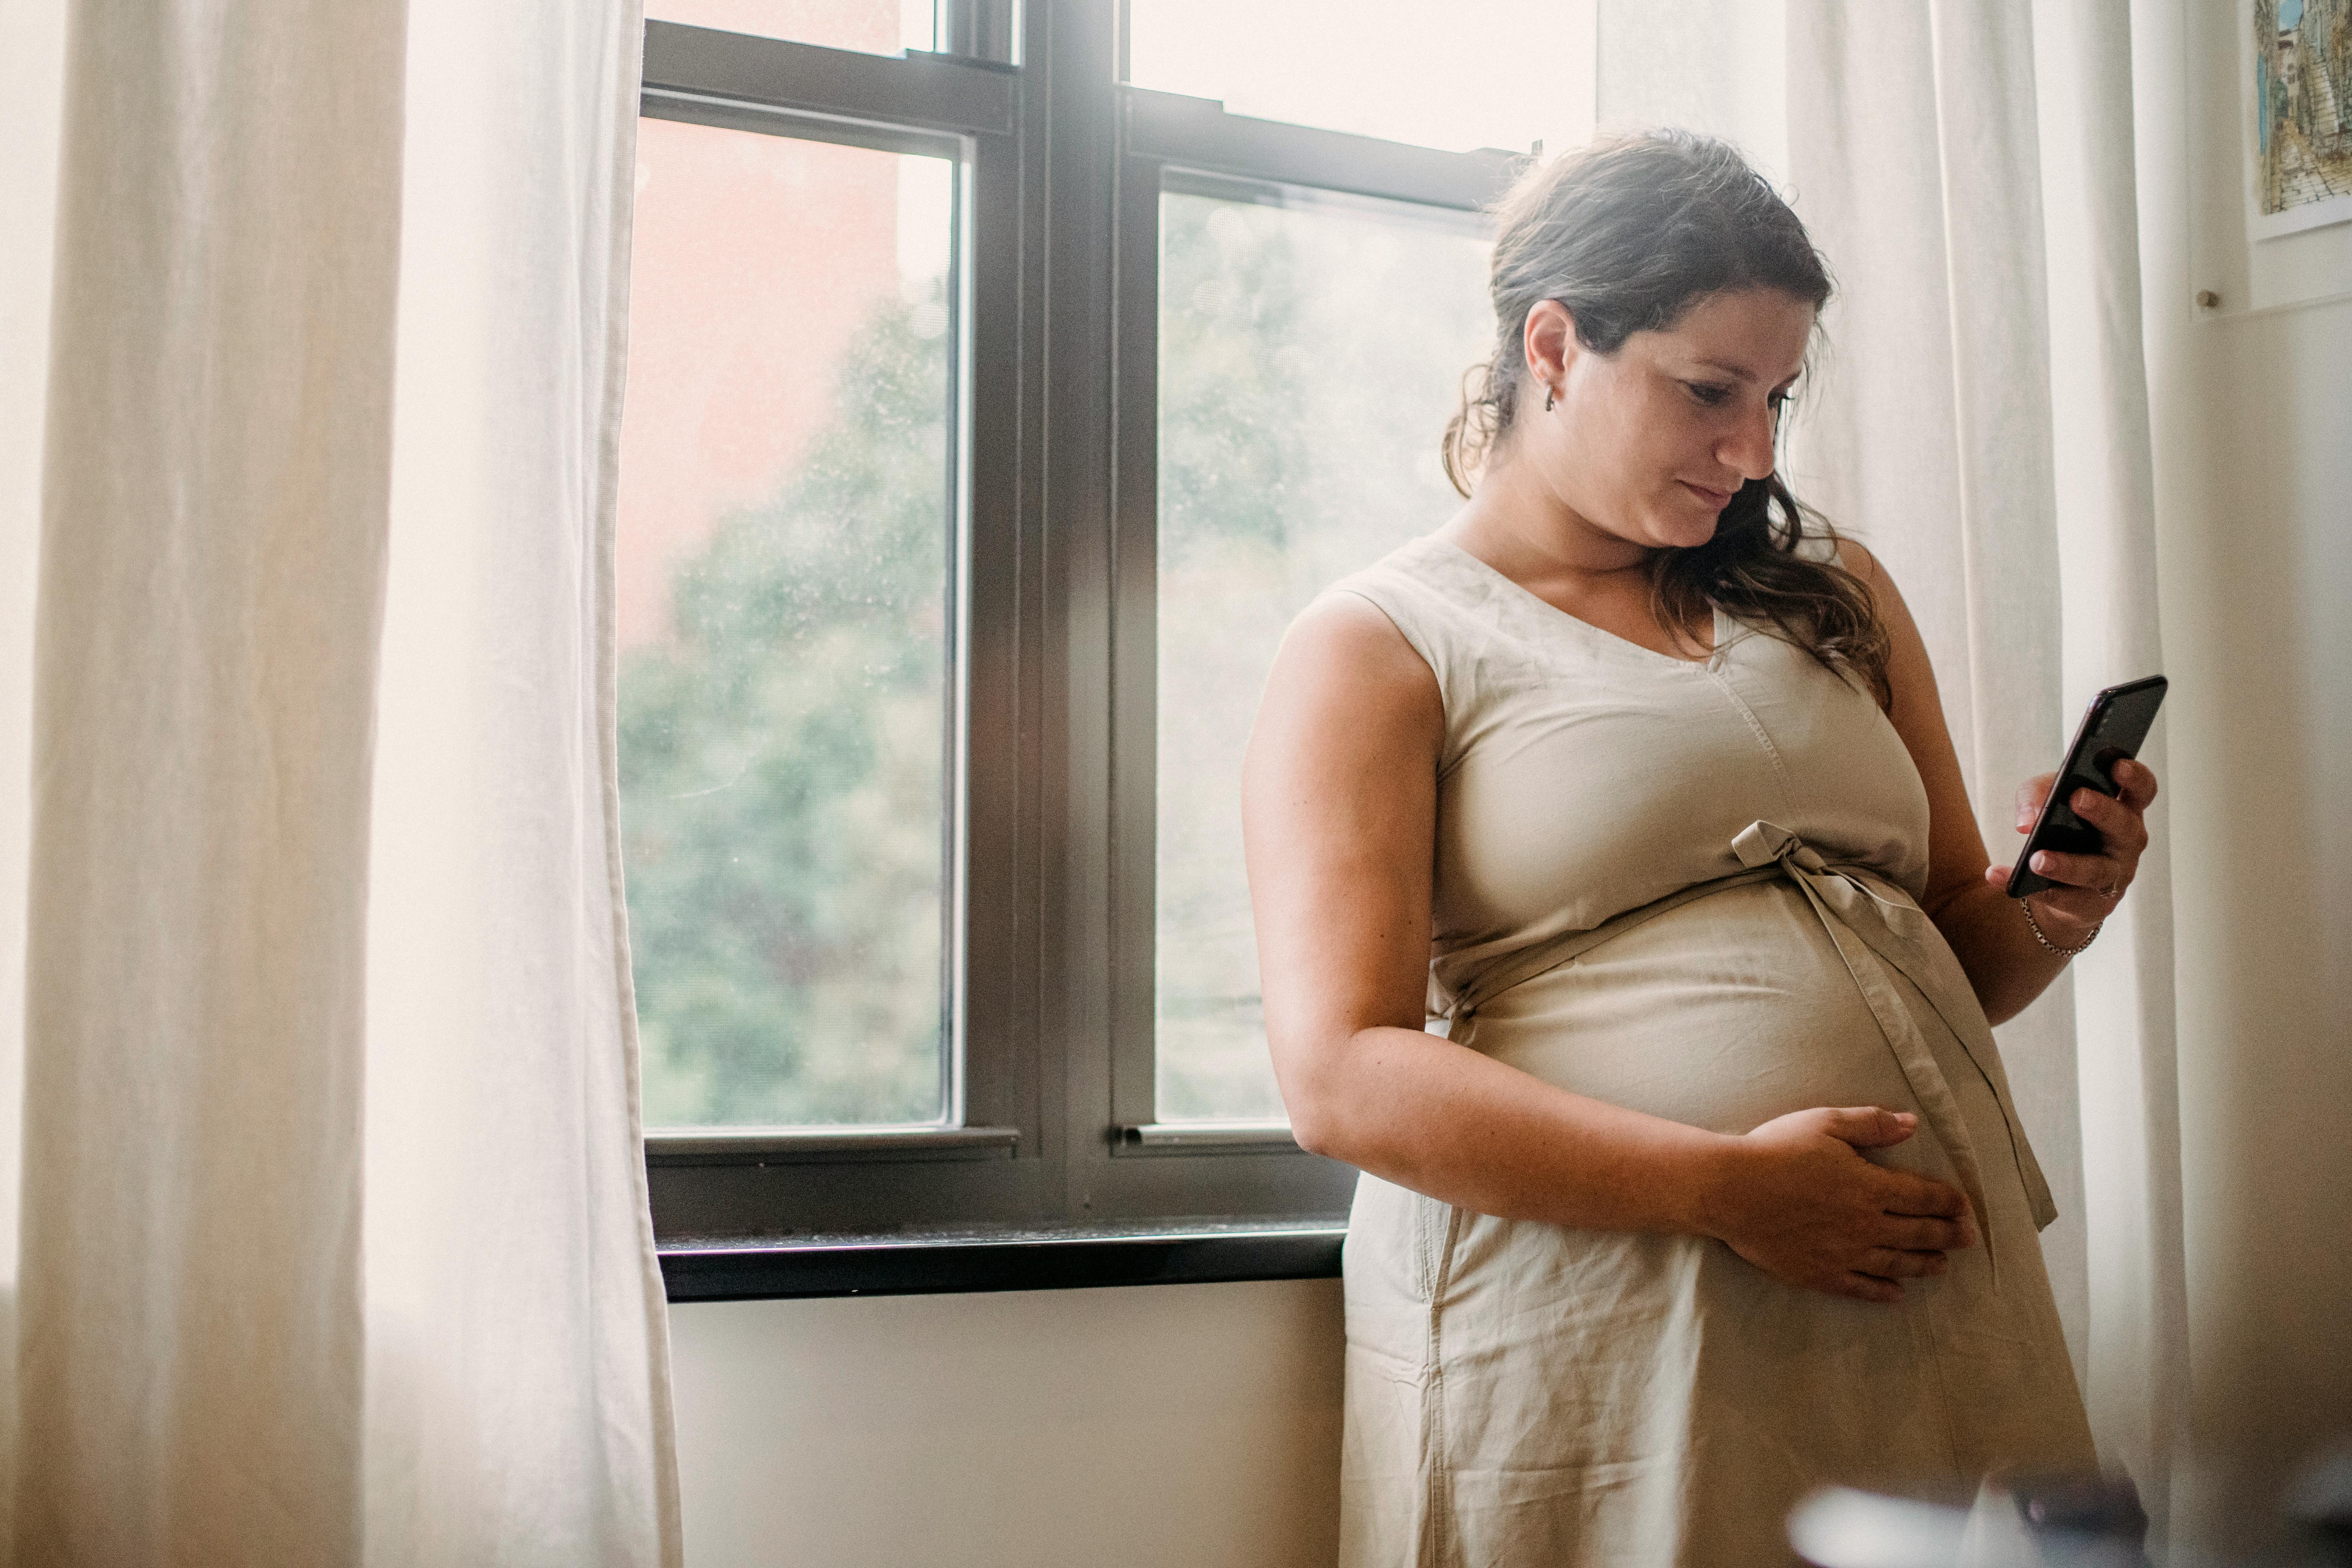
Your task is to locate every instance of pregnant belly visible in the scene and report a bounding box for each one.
[1454,878,1938,1145]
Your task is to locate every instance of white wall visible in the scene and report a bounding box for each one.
[2136,0,2352,1550]
[2161,290,2352,1548]
[669,1279,1344,1567]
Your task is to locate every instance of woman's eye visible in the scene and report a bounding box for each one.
[1685,382,1731,406]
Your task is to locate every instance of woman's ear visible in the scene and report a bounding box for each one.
[1522,300,1577,401]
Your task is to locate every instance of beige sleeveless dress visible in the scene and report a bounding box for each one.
[1327,534,2095,1568]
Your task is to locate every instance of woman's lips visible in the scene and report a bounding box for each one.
[1681,480,1737,510]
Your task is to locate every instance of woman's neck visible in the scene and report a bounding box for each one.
[1439,449,1649,587]
[1436,450,1713,662]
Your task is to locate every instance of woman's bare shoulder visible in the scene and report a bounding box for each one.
[1275,592,1440,704]
[1253,591,1443,761]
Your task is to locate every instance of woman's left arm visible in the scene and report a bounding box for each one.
[1840,541,2159,1026]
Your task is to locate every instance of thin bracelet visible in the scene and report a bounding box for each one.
[2021,896,2101,958]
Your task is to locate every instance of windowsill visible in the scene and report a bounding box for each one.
[646,1125,1021,1165]
[659,1215,1348,1301]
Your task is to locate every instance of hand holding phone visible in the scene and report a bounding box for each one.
[2004,675,2167,901]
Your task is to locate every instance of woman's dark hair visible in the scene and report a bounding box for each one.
[1444,129,1889,703]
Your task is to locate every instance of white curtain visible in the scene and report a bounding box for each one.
[0,0,681,1562]
[2027,0,2188,1534]
[1602,0,2190,1543]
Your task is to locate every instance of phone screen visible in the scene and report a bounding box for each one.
[2007,675,2167,899]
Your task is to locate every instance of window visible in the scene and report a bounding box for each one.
[1146,181,1493,1126]
[621,116,959,1133]
[625,0,1566,1265]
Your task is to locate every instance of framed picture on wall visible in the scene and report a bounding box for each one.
[2246,0,2352,240]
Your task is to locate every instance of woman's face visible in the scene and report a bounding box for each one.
[1521,287,1815,557]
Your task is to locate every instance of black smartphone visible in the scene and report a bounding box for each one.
[2007,675,2168,898]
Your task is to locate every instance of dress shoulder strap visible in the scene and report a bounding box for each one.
[1314,534,1492,723]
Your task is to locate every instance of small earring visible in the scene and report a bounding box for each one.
[1544,386,1556,412]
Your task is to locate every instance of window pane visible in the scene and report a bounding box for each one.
[619,116,958,1129]
[1126,0,1594,156]
[649,0,935,57]
[1154,185,1492,1122]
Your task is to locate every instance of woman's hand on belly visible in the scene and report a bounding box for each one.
[1697,1105,1979,1305]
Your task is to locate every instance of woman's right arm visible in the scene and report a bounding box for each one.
[1241,595,1978,1304]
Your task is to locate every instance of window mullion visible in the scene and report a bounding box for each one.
[642,19,1016,139]
[1123,86,1519,213]
[938,0,1021,66]
[1106,139,1163,1139]
[1034,0,1125,1214]
[956,53,1038,1170]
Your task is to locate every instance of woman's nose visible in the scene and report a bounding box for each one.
[1720,405,1777,481]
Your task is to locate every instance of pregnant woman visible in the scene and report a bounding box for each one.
[1241,131,2156,1566]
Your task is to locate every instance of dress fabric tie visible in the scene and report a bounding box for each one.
[1429,820,2056,1289]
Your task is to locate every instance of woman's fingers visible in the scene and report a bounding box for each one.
[1878,1212,1972,1252]
[1838,1273,1906,1305]
[1860,1247,1949,1280]
[2014,771,2058,832]
[2028,846,2124,894]
[2014,761,2158,927]
[1813,1105,1918,1149]
[1872,1166,1970,1222]
[1719,1109,1987,1304]
[2010,759,2158,898]
[2069,786,2150,855]
[2112,757,2160,813]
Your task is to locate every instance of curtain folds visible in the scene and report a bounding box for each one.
[15,2,405,1554]
[0,1,679,1563]
[2028,0,2190,1534]
[362,0,679,1558]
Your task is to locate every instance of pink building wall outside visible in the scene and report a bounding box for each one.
[619,0,911,648]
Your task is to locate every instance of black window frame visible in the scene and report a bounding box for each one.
[639,0,1522,1297]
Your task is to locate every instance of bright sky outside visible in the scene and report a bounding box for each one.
[1127,0,1598,156]
[898,154,952,297]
